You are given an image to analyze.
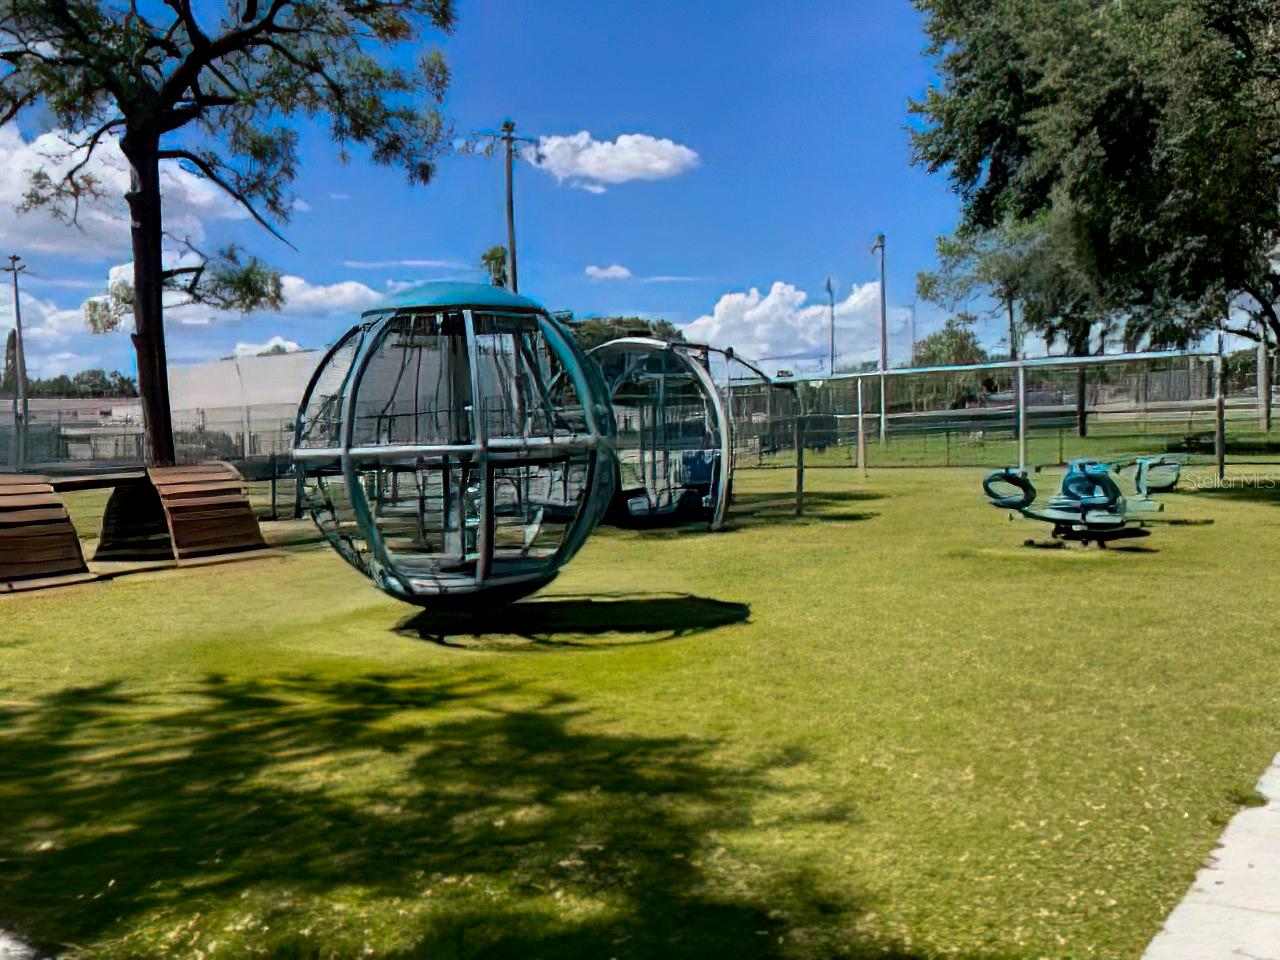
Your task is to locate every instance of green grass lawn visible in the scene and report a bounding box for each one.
[3,464,1279,958]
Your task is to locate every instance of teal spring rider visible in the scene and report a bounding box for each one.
[983,458,1151,546]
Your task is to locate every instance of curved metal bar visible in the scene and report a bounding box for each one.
[683,349,733,530]
[339,310,408,594]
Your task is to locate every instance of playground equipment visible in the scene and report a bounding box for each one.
[983,457,1151,545]
[0,473,91,590]
[292,282,616,607]
[94,464,266,561]
[1117,455,1184,496]
[590,338,731,529]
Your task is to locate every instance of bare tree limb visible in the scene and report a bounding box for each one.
[156,147,296,249]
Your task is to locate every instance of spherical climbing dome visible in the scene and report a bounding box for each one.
[293,282,616,607]
[590,338,732,530]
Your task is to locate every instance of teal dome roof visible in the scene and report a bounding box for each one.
[364,281,545,315]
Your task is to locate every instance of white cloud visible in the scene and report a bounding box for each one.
[9,260,386,376]
[0,123,244,259]
[584,264,706,283]
[278,275,381,314]
[531,132,699,192]
[342,258,466,270]
[585,263,633,280]
[682,280,910,371]
[1,289,89,346]
[25,350,99,378]
[235,335,301,356]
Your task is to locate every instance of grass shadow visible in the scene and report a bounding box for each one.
[396,592,750,648]
[0,673,950,959]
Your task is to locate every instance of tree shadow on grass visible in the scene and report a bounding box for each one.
[0,673,958,959]
[396,592,750,649]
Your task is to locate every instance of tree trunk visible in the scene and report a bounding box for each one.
[1069,328,1090,438]
[1075,365,1088,437]
[1006,297,1017,361]
[121,130,176,465]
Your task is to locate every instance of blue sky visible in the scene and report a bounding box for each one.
[0,0,979,380]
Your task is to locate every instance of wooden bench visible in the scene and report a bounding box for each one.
[0,473,92,590]
[94,463,266,562]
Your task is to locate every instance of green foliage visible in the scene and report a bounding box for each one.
[2,0,458,459]
[568,316,687,351]
[83,246,285,333]
[0,367,138,398]
[1,0,457,214]
[913,315,989,368]
[481,245,508,287]
[912,0,1280,346]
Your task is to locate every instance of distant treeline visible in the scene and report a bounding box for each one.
[1,366,139,399]
[560,314,686,352]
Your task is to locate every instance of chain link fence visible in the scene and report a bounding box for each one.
[729,349,1277,473]
[4,349,1275,511]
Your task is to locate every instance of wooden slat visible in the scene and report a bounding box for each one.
[0,473,49,486]
[165,496,257,514]
[150,468,241,483]
[172,522,260,549]
[160,487,245,503]
[0,507,70,526]
[0,483,55,497]
[0,494,64,510]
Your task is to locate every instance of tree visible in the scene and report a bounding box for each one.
[911,0,1280,349]
[908,314,991,411]
[567,316,687,352]
[913,315,989,368]
[917,220,1036,360]
[4,368,139,398]
[2,0,456,463]
[481,245,508,288]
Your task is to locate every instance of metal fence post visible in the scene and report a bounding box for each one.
[269,451,278,520]
[795,415,805,517]
[856,377,867,477]
[879,371,887,447]
[1215,342,1227,481]
[1017,363,1028,472]
[1259,338,1272,433]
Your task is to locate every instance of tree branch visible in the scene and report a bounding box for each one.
[156,147,296,249]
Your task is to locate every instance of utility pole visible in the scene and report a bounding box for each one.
[3,254,28,470]
[462,120,539,295]
[871,233,888,445]
[825,277,835,375]
[501,120,518,293]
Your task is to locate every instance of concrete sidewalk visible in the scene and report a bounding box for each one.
[1144,752,1280,960]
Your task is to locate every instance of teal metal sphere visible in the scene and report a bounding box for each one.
[293,283,615,607]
